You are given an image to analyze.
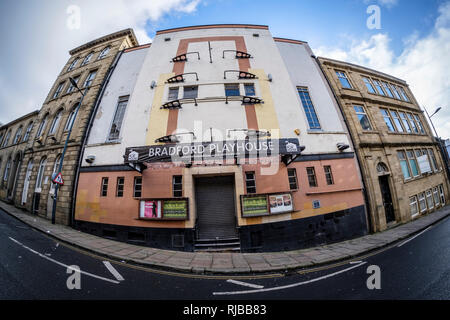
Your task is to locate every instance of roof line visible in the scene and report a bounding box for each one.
[123,43,151,53]
[156,24,269,35]
[69,28,138,55]
[0,110,39,130]
[273,37,308,45]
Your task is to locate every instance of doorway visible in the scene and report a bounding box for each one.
[379,175,395,223]
[194,175,237,240]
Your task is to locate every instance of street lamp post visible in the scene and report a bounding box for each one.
[51,77,88,224]
[424,106,450,181]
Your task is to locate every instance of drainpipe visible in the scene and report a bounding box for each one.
[69,50,124,227]
[313,56,374,234]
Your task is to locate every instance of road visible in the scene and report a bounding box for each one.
[0,208,449,301]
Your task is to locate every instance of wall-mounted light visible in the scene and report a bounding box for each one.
[224,70,257,79]
[166,72,199,83]
[150,80,156,89]
[337,143,350,151]
[85,155,95,164]
[242,96,263,105]
[171,52,200,62]
[268,74,273,82]
[222,50,252,59]
[161,100,182,109]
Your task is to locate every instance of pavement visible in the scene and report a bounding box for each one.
[1,200,449,275]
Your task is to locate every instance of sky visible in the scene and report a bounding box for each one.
[0,0,449,137]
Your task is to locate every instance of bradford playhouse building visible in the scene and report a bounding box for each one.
[1,24,447,253]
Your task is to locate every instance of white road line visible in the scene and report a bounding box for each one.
[8,237,120,284]
[349,260,362,264]
[397,226,432,247]
[103,261,125,281]
[227,279,264,289]
[213,262,367,296]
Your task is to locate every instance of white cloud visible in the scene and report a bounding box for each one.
[314,2,450,138]
[0,0,202,125]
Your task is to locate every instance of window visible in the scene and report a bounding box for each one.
[287,168,298,190]
[426,189,434,209]
[2,130,11,147]
[245,172,256,194]
[428,149,438,172]
[399,112,412,133]
[410,196,419,217]
[3,158,11,182]
[98,46,110,59]
[406,150,420,177]
[381,81,394,98]
[49,110,62,135]
[391,85,402,100]
[67,58,79,71]
[372,79,386,95]
[0,132,3,146]
[353,105,372,130]
[64,108,77,131]
[66,76,80,94]
[244,83,256,96]
[83,70,97,87]
[439,185,445,204]
[133,176,142,198]
[389,110,405,132]
[335,71,352,88]
[53,82,65,99]
[324,166,334,185]
[116,177,124,197]
[108,96,129,141]
[81,52,94,66]
[225,84,240,96]
[433,187,440,207]
[173,175,182,197]
[414,115,425,134]
[362,77,376,94]
[297,87,321,130]
[418,192,427,213]
[100,177,108,197]
[22,122,33,142]
[35,157,47,190]
[399,87,410,102]
[183,86,198,99]
[36,114,48,138]
[407,113,419,133]
[398,151,412,179]
[13,126,23,144]
[168,87,179,100]
[380,109,396,132]
[306,167,318,187]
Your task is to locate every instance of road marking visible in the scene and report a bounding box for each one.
[213,262,367,296]
[227,279,264,289]
[103,261,124,281]
[397,226,432,247]
[8,237,120,284]
[349,260,362,264]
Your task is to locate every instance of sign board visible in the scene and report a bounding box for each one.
[52,172,64,185]
[241,193,293,218]
[417,155,432,174]
[139,198,188,220]
[125,138,303,164]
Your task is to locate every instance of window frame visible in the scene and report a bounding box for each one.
[406,149,420,177]
[133,176,142,198]
[168,87,179,101]
[100,177,109,197]
[389,110,405,132]
[335,70,352,89]
[98,46,110,60]
[426,189,434,210]
[2,130,11,147]
[297,87,321,130]
[116,177,125,197]
[306,167,318,187]
[183,85,198,99]
[107,96,129,142]
[353,105,372,131]
[418,192,427,213]
[398,150,412,180]
[410,196,419,217]
[244,83,256,96]
[324,165,334,185]
[245,171,256,194]
[380,108,396,132]
[49,110,63,135]
[81,52,94,66]
[225,83,240,97]
[83,70,97,88]
[53,81,65,99]
[67,57,79,72]
[173,175,183,197]
[372,79,386,96]
[362,77,376,94]
[287,168,298,190]
[13,126,23,144]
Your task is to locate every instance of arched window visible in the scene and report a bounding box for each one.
[64,106,77,131]
[13,126,23,144]
[67,57,79,71]
[23,121,33,142]
[35,157,47,191]
[49,109,63,135]
[81,52,94,66]
[98,46,110,60]
[3,157,11,182]
[2,130,11,147]
[36,114,49,138]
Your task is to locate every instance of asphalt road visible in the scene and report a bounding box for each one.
[0,208,449,301]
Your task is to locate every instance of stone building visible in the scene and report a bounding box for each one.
[9,29,138,225]
[318,57,449,232]
[0,111,39,203]
[74,25,368,252]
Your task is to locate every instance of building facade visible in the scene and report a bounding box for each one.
[318,57,449,232]
[74,25,368,252]
[0,111,39,203]
[6,29,138,225]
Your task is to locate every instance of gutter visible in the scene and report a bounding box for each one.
[69,49,124,227]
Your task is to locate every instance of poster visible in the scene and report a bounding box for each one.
[268,193,293,214]
[140,200,161,219]
[241,196,269,217]
[163,200,188,219]
[417,155,432,174]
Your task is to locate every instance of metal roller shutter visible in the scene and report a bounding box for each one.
[195,175,237,240]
